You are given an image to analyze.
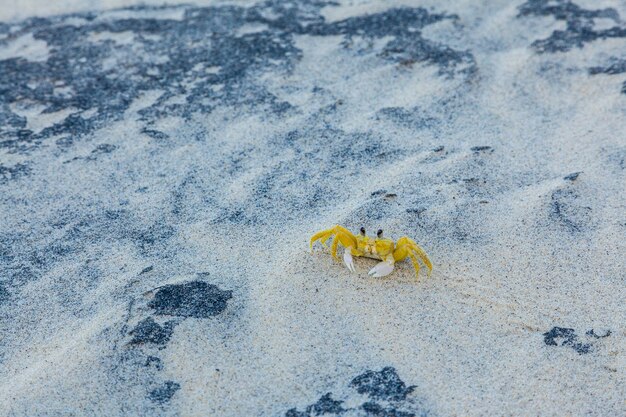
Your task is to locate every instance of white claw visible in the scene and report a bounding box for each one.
[368,261,395,278]
[343,248,356,273]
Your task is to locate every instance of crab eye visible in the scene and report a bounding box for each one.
[377,229,383,238]
[360,227,366,235]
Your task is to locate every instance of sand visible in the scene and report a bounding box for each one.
[0,0,624,416]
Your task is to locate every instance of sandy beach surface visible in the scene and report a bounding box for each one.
[0,0,625,415]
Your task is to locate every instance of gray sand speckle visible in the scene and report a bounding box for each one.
[0,0,624,416]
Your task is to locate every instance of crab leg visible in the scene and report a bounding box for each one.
[311,225,359,272]
[310,229,332,251]
[393,237,432,278]
[408,244,432,276]
[330,233,341,260]
[330,231,357,261]
[310,225,357,251]
[406,251,421,279]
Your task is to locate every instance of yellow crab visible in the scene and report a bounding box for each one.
[310,225,432,278]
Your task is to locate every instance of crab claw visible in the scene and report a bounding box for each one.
[343,248,356,273]
[368,260,394,278]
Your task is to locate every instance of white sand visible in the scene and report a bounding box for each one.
[0,0,624,416]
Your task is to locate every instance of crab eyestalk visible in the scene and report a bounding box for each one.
[360,227,366,236]
[377,229,383,238]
